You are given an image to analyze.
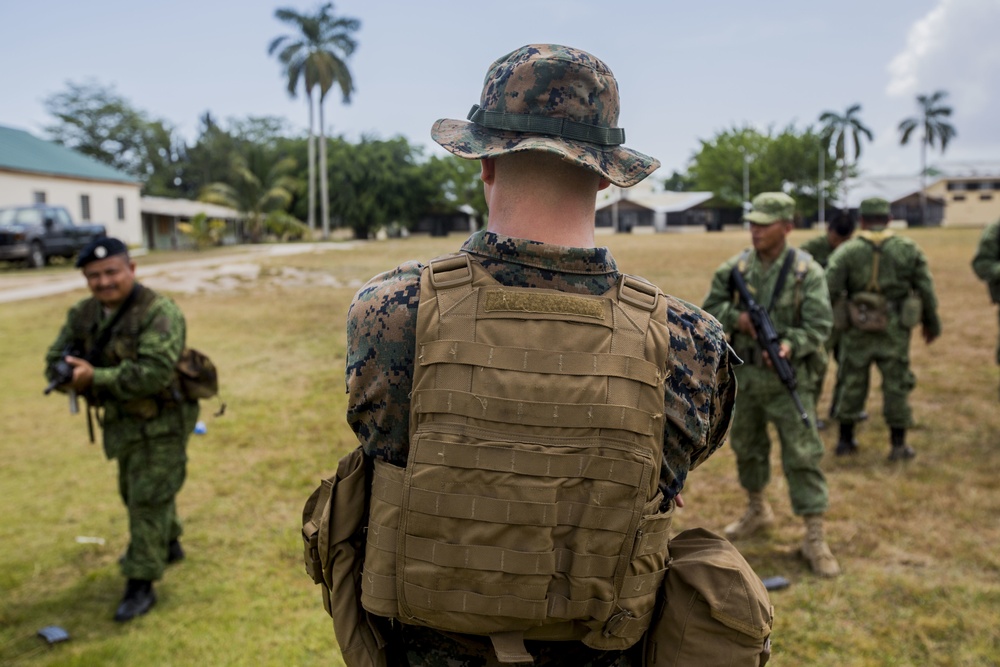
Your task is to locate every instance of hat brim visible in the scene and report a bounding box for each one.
[743,212,783,225]
[431,119,660,188]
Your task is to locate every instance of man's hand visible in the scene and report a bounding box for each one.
[922,326,938,345]
[762,342,792,369]
[737,311,758,338]
[65,356,95,392]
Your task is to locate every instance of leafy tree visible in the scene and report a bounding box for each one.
[177,212,227,249]
[421,154,488,227]
[899,90,957,225]
[43,80,184,194]
[269,2,360,239]
[199,145,298,242]
[819,103,873,205]
[661,170,692,192]
[687,124,837,222]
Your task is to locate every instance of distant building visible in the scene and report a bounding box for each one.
[0,124,143,245]
[595,181,722,232]
[844,176,945,227]
[140,196,245,249]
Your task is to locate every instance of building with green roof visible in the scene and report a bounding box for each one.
[0,124,143,246]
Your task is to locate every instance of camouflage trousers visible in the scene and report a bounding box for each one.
[730,365,829,516]
[395,624,638,667]
[810,333,842,413]
[117,432,189,581]
[832,324,915,428]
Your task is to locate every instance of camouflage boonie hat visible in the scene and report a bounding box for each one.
[431,44,660,188]
[744,192,795,225]
[859,197,891,217]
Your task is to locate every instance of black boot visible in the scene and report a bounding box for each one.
[167,539,185,564]
[114,579,157,622]
[888,427,915,461]
[835,421,858,456]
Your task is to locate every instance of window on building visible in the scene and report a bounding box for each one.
[966,181,981,191]
[980,194,993,201]
[33,191,46,204]
[953,195,966,201]
[80,195,91,221]
[992,182,1000,191]
[117,197,125,221]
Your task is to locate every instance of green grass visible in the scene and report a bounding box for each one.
[1,228,998,665]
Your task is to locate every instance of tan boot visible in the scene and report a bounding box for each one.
[801,514,841,577]
[723,491,775,540]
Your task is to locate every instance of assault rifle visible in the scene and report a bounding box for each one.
[44,345,80,415]
[730,267,811,427]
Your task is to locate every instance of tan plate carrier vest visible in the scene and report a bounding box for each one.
[360,253,676,661]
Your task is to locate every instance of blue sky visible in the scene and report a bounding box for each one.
[2,0,998,181]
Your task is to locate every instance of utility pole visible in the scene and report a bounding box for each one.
[818,149,825,225]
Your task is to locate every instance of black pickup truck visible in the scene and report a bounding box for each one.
[0,204,107,268]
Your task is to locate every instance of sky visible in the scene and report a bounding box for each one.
[2,0,999,182]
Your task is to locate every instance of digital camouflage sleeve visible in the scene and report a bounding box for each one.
[345,231,736,501]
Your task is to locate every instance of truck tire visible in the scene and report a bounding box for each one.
[27,242,46,269]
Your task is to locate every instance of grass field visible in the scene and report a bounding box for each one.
[1,227,998,666]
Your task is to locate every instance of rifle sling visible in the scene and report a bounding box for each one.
[89,284,143,365]
[766,250,797,313]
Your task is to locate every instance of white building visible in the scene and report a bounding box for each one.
[0,125,143,246]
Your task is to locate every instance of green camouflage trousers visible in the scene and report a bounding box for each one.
[832,324,916,428]
[810,333,842,412]
[730,365,829,516]
[117,431,189,581]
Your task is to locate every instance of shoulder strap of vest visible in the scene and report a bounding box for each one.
[427,252,474,290]
[856,232,888,293]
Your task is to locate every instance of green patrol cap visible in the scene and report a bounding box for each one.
[744,192,795,225]
[431,44,660,188]
[859,197,891,217]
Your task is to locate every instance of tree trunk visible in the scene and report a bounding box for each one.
[919,135,928,227]
[318,98,330,240]
[307,91,316,233]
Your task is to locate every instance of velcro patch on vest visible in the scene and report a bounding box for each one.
[484,289,605,320]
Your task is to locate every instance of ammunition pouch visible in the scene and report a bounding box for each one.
[831,296,850,332]
[847,292,888,332]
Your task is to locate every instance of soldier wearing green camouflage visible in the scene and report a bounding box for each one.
[703,192,841,578]
[345,44,741,666]
[826,197,941,460]
[45,237,198,623]
[972,219,1000,365]
[799,210,857,423]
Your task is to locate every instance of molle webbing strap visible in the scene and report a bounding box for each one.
[467,104,626,146]
[610,276,658,412]
[414,389,660,436]
[418,340,663,386]
[427,254,477,395]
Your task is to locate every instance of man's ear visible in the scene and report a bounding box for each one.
[480,157,496,185]
[598,178,612,191]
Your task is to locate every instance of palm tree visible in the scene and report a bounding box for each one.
[899,90,957,226]
[819,104,874,206]
[269,3,360,240]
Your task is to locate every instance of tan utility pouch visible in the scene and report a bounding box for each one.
[644,528,773,667]
[899,293,923,329]
[848,292,889,332]
[302,447,389,667]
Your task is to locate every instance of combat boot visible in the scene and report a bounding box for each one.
[888,427,915,461]
[835,421,858,456]
[723,491,774,540]
[114,578,156,622]
[800,515,841,577]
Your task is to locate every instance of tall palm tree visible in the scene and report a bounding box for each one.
[819,104,874,206]
[899,90,957,226]
[269,3,360,239]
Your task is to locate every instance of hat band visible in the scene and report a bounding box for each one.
[467,104,625,146]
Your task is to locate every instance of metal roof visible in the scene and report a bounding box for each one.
[0,124,137,184]
[597,182,715,213]
[141,196,243,220]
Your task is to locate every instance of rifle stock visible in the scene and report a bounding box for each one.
[730,267,811,427]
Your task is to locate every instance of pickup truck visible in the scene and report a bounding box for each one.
[0,204,107,268]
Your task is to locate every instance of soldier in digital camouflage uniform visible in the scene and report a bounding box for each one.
[826,197,941,460]
[703,192,841,578]
[800,209,857,427]
[345,44,745,666]
[972,219,1000,367]
[45,237,198,622]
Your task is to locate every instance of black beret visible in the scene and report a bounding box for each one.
[76,237,128,268]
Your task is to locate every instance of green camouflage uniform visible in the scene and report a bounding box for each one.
[799,234,840,402]
[825,229,941,427]
[346,230,737,667]
[703,245,832,516]
[972,220,1000,364]
[45,285,198,582]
